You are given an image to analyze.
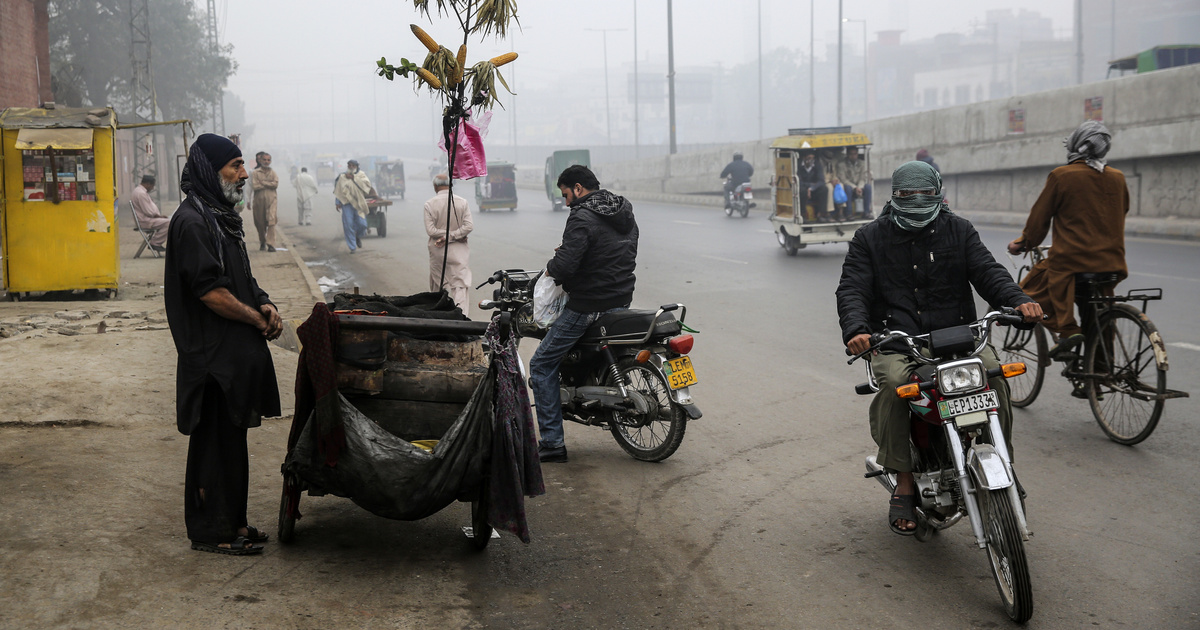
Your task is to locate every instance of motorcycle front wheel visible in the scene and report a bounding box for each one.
[605,358,687,462]
[725,204,734,217]
[976,486,1034,623]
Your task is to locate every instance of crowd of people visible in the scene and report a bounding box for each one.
[141,118,1126,554]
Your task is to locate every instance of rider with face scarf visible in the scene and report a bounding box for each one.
[1007,121,1130,364]
[836,160,1043,536]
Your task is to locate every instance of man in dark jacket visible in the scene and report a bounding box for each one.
[719,151,754,209]
[835,160,1041,535]
[530,165,639,463]
[165,133,284,555]
[796,151,830,221]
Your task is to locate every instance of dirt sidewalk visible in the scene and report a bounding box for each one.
[0,212,482,628]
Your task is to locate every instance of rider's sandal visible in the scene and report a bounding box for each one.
[888,492,918,537]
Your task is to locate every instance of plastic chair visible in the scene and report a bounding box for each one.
[130,201,161,259]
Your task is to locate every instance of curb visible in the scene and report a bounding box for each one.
[270,228,325,354]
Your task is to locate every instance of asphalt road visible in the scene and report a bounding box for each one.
[280,180,1200,629]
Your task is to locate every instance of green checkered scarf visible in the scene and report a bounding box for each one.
[887,161,946,232]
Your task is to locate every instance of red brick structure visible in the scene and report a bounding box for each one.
[0,0,53,108]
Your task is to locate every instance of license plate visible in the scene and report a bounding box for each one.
[937,391,998,420]
[744,191,754,199]
[664,356,698,390]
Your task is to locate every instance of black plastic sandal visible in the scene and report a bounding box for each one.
[191,536,263,556]
[242,525,269,543]
[888,493,918,536]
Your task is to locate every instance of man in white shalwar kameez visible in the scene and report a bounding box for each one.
[423,173,474,315]
[293,167,319,225]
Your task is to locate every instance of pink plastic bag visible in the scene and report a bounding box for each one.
[438,110,491,180]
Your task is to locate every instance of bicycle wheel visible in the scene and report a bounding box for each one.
[1084,304,1166,445]
[994,324,1047,407]
[977,487,1034,623]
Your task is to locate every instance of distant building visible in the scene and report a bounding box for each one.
[0,0,53,108]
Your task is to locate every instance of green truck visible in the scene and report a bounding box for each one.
[544,149,591,211]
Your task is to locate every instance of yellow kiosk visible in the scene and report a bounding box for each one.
[0,106,119,299]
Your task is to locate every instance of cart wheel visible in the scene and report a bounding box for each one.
[377,212,387,238]
[277,481,298,543]
[7,292,19,302]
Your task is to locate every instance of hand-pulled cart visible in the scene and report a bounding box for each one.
[278,292,541,549]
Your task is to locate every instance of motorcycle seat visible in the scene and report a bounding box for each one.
[1075,271,1121,285]
[580,309,681,344]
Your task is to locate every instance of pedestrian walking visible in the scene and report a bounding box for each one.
[294,166,318,226]
[250,152,279,251]
[164,133,284,556]
[423,172,474,314]
[334,159,371,253]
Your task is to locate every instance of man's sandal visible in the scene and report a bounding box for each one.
[888,492,918,536]
[191,536,263,556]
[241,525,269,543]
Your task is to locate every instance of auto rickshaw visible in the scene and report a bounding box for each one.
[769,127,873,255]
[475,161,517,212]
[375,160,406,199]
[544,149,590,211]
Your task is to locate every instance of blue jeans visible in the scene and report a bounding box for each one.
[340,204,367,251]
[529,305,628,448]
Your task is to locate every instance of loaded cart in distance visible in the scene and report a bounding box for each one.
[769,127,874,256]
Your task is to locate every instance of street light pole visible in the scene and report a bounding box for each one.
[667,0,677,154]
[633,0,639,158]
[837,0,843,126]
[586,27,627,146]
[809,0,814,127]
[843,17,867,121]
[757,0,763,140]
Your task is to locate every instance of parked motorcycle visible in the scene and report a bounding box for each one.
[477,269,701,462]
[725,179,754,218]
[847,308,1034,623]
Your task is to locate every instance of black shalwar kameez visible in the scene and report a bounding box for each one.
[165,140,281,545]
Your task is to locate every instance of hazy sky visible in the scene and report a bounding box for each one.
[218,0,1075,146]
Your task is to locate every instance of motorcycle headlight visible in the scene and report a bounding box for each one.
[937,360,986,395]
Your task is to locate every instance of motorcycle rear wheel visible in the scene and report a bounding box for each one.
[739,204,749,218]
[977,487,1034,623]
[725,204,734,217]
[605,358,687,462]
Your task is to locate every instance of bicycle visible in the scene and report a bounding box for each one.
[994,246,1189,445]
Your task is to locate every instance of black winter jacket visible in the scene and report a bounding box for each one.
[835,209,1032,344]
[720,159,754,184]
[546,189,639,313]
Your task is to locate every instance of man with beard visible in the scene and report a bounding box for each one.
[249,152,279,251]
[334,159,372,253]
[529,165,639,463]
[165,133,284,555]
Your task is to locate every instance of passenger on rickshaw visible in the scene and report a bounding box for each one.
[835,146,874,220]
[797,151,830,222]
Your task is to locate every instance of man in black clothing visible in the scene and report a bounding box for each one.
[530,165,639,463]
[835,160,1041,535]
[797,151,829,221]
[719,151,754,209]
[165,133,284,555]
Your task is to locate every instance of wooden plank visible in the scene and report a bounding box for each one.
[385,337,486,366]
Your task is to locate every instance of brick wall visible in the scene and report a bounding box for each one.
[0,0,53,109]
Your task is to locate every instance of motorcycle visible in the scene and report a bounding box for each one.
[847,308,1034,623]
[477,269,701,462]
[725,179,754,218]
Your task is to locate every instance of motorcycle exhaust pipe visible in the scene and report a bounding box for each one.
[864,456,896,494]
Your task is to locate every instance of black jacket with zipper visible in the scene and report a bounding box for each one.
[546,189,639,313]
[835,209,1032,345]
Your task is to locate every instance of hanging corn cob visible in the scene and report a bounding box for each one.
[489,52,518,68]
[411,24,440,53]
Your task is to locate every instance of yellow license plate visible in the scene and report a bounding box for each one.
[665,356,698,390]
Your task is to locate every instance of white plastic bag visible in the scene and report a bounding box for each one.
[533,272,568,328]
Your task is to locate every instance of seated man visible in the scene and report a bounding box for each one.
[719,151,754,209]
[836,160,1042,535]
[1007,121,1129,368]
[796,151,829,221]
[130,174,169,252]
[835,146,873,220]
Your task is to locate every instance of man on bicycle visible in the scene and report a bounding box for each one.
[837,160,1043,535]
[1007,121,1129,362]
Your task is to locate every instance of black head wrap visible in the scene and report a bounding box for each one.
[179,134,251,278]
